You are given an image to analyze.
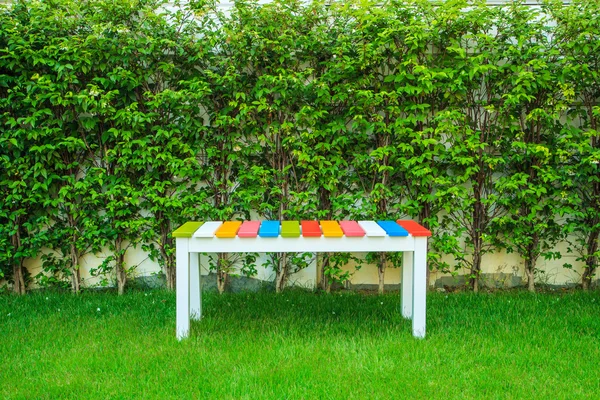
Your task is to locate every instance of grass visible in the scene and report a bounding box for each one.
[1,289,599,399]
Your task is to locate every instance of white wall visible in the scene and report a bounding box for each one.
[19,233,587,291]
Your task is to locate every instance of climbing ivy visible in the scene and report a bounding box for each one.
[550,0,600,290]
[2,0,600,294]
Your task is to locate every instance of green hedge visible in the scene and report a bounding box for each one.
[1,0,599,294]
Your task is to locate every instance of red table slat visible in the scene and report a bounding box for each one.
[396,220,431,237]
[301,220,322,237]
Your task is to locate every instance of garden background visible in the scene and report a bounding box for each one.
[1,0,599,295]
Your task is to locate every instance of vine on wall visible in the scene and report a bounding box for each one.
[1,0,598,294]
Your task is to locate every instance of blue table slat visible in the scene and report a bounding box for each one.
[377,220,409,236]
[259,220,280,237]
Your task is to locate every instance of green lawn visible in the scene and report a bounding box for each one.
[1,289,599,399]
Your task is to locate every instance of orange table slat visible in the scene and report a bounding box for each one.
[215,221,242,238]
[320,220,343,237]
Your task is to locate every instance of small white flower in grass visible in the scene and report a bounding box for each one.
[97,308,100,312]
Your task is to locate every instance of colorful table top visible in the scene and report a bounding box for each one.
[173,220,431,239]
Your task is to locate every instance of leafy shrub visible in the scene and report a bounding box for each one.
[1,0,598,294]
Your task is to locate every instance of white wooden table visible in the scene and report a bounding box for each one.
[173,220,429,340]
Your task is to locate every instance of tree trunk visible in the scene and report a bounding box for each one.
[13,262,26,295]
[217,253,228,294]
[470,190,485,293]
[318,254,326,291]
[377,253,386,295]
[70,244,81,293]
[582,231,598,291]
[418,208,431,290]
[325,277,332,294]
[524,258,535,292]
[275,253,288,293]
[324,254,332,294]
[71,268,81,293]
[165,255,176,291]
[67,212,82,293]
[470,250,482,293]
[582,268,594,291]
[115,239,127,295]
[160,222,176,290]
[319,254,331,293]
[160,244,175,291]
[524,237,539,292]
[11,230,26,295]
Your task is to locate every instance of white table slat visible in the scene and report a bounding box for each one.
[192,221,223,237]
[358,221,387,237]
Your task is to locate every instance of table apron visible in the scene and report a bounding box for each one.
[187,236,416,253]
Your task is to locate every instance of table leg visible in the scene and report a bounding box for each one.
[412,237,427,339]
[176,238,190,340]
[190,252,202,320]
[401,250,413,319]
